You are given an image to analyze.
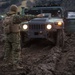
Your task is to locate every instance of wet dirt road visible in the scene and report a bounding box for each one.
[0,35,75,75]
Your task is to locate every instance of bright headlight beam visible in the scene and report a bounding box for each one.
[1,15,4,18]
[23,24,28,29]
[47,24,52,29]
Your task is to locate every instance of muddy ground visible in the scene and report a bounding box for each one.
[0,20,75,75]
[0,33,75,75]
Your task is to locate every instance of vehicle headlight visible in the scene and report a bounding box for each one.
[58,22,62,26]
[46,24,52,29]
[23,24,28,30]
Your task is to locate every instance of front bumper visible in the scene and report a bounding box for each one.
[21,29,57,39]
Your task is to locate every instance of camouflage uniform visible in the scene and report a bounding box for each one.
[3,5,23,69]
[3,5,43,69]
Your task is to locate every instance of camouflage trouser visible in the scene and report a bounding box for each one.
[4,33,22,65]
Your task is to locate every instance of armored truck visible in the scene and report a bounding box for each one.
[20,6,64,48]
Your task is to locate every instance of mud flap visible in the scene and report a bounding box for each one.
[56,29,64,49]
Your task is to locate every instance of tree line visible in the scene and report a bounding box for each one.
[0,0,21,9]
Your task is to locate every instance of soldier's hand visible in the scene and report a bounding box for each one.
[36,14,44,18]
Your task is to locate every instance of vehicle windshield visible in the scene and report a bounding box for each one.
[67,12,75,19]
[25,7,62,18]
[39,13,61,18]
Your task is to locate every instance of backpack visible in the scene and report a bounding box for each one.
[3,15,13,34]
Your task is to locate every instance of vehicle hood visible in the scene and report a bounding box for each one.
[21,21,28,25]
[48,18,63,23]
[28,18,49,24]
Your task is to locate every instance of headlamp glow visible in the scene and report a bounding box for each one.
[47,24,52,29]
[58,22,62,26]
[23,24,28,30]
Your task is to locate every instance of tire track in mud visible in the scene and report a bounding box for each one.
[55,33,75,75]
[20,39,62,75]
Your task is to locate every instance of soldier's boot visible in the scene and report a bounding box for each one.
[16,64,23,69]
[2,58,13,67]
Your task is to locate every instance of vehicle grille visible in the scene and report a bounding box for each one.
[29,24,45,30]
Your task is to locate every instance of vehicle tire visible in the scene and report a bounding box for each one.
[56,29,65,49]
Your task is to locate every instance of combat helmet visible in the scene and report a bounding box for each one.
[9,5,18,13]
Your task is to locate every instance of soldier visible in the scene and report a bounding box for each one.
[3,5,23,70]
[3,4,44,69]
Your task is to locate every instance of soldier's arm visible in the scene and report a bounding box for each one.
[13,14,44,23]
[20,14,44,21]
[13,15,22,24]
[20,15,36,21]
[25,14,43,19]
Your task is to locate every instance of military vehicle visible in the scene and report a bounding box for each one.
[64,10,75,32]
[20,0,64,48]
